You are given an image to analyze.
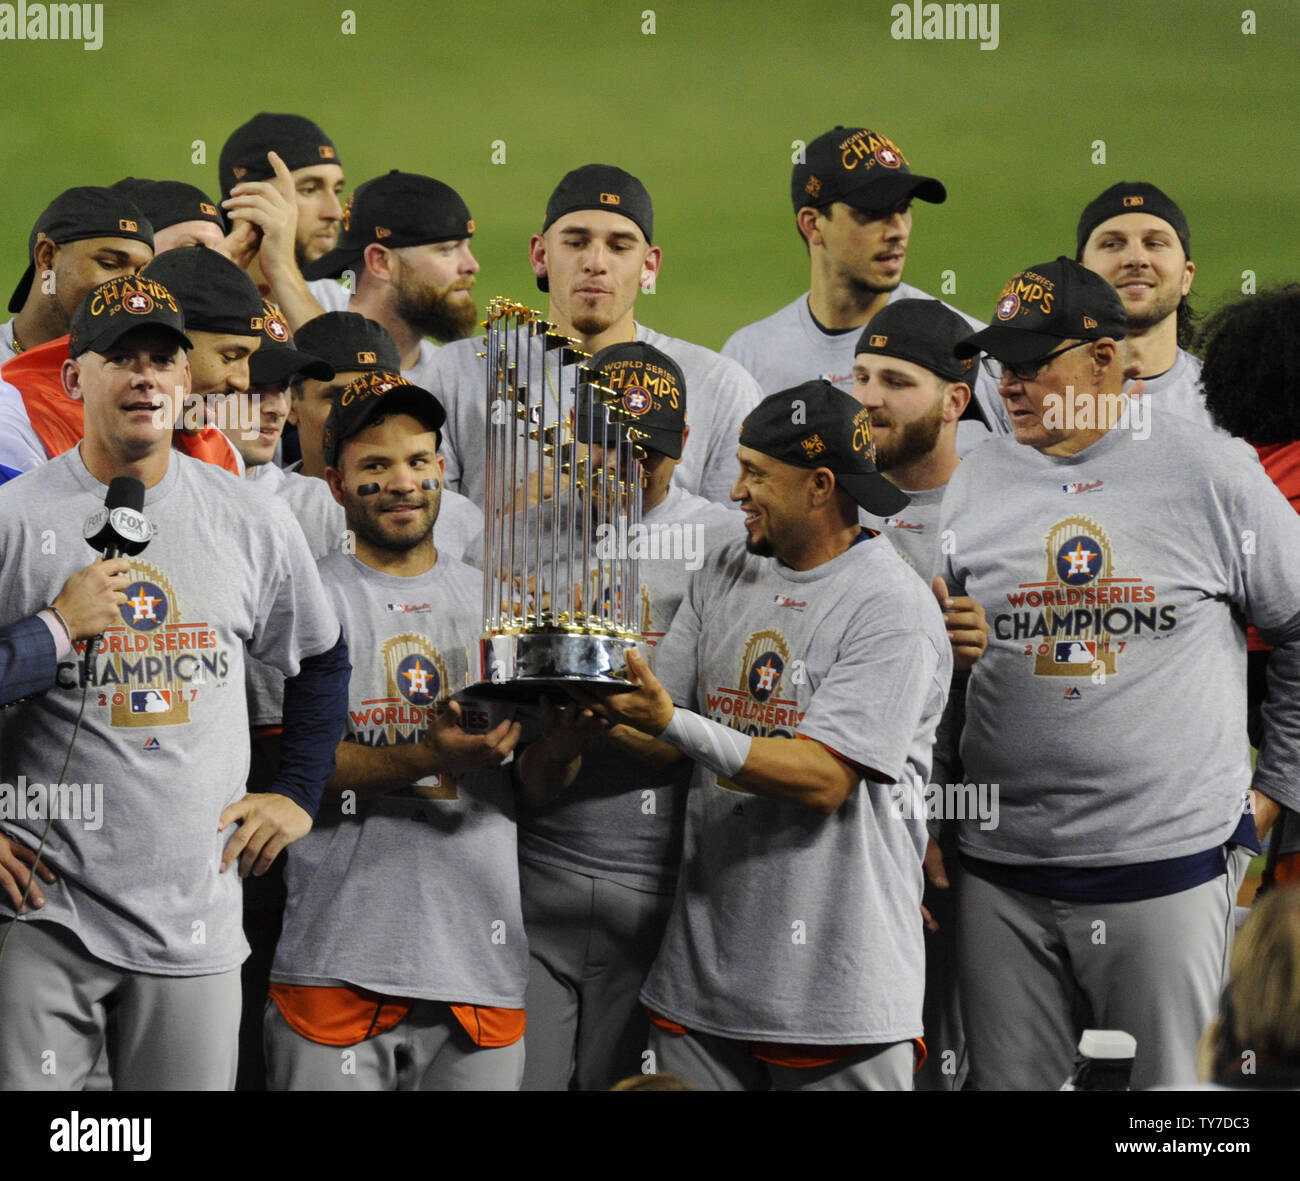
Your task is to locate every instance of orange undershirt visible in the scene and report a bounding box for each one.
[268,982,525,1048]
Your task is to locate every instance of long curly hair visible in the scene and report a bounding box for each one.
[1197,285,1300,443]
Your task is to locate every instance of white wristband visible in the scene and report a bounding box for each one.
[658,708,753,780]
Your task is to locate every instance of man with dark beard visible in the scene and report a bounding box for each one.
[850,297,989,1093]
[264,370,528,1090]
[303,172,479,392]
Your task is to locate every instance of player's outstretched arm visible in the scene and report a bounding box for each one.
[577,648,870,815]
[514,696,609,808]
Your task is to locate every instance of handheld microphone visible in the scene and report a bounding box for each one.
[81,477,152,678]
[83,477,152,559]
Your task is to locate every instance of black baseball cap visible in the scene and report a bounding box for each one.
[322,371,446,467]
[580,341,687,459]
[143,246,264,336]
[539,164,653,294]
[9,186,154,313]
[792,126,946,213]
[112,178,224,234]
[249,299,333,385]
[68,275,192,360]
[955,258,1127,366]
[219,112,340,200]
[1076,182,1191,258]
[856,300,979,385]
[292,312,402,375]
[738,382,909,517]
[304,171,474,280]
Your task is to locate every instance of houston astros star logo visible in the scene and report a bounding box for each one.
[622,385,651,416]
[1055,535,1101,585]
[874,146,900,168]
[396,653,440,704]
[124,292,154,314]
[119,581,169,630]
[996,293,1020,321]
[747,650,785,702]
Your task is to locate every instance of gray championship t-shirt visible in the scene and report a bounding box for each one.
[860,484,947,577]
[271,552,527,1005]
[518,485,741,893]
[428,324,760,508]
[721,286,1011,448]
[640,533,951,1043]
[939,417,1300,866]
[1127,348,1219,434]
[0,449,340,974]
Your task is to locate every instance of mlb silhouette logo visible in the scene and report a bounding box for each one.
[131,689,171,714]
[1054,640,1095,664]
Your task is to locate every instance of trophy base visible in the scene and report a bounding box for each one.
[458,631,641,703]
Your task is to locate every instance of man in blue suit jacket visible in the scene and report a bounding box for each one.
[0,556,130,708]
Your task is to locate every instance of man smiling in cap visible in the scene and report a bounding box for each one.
[1076,181,1214,431]
[936,256,1300,1089]
[143,246,265,464]
[0,272,348,1092]
[304,171,480,391]
[568,383,950,1091]
[3,185,154,364]
[266,370,528,1091]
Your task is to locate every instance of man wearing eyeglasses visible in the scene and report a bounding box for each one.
[936,257,1300,1090]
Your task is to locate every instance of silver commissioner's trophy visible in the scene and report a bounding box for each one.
[463,299,647,701]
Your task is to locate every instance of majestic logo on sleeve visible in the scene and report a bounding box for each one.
[702,630,802,794]
[56,561,232,727]
[991,515,1176,681]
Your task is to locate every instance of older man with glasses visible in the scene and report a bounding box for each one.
[933,256,1300,1090]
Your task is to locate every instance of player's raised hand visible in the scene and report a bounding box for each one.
[932,576,988,671]
[218,792,313,877]
[570,647,674,736]
[221,150,299,281]
[422,699,522,774]
[0,833,58,912]
[215,216,261,271]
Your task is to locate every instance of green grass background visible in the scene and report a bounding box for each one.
[0,0,1296,350]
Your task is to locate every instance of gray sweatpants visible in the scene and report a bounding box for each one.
[648,1024,915,1091]
[957,851,1250,1091]
[263,996,524,1091]
[519,858,674,1091]
[0,919,240,1090]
